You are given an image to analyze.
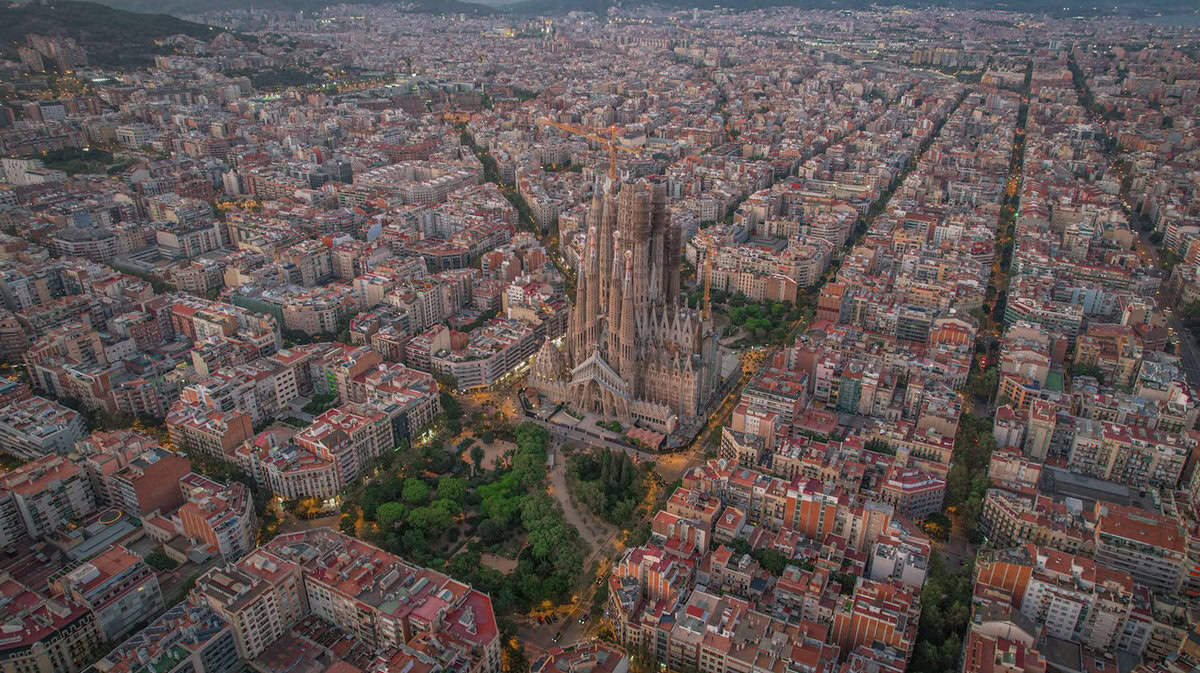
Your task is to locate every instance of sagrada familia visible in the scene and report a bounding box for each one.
[530,179,719,434]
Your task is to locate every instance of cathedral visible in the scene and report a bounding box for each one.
[531,179,719,435]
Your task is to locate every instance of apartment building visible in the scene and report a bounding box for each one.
[975,544,1153,659]
[608,558,840,673]
[56,545,164,641]
[980,488,1093,555]
[876,466,945,520]
[276,239,333,287]
[0,454,97,539]
[88,598,240,673]
[405,323,452,373]
[76,429,163,508]
[293,405,395,488]
[165,403,254,459]
[156,221,223,260]
[234,430,340,501]
[869,526,931,588]
[431,318,538,389]
[0,574,102,673]
[180,358,301,428]
[741,366,809,428]
[281,283,359,336]
[0,394,86,459]
[178,472,257,561]
[682,459,893,554]
[830,579,920,657]
[196,552,307,660]
[195,529,500,673]
[110,378,172,420]
[532,642,629,673]
[1093,502,1187,597]
[104,447,191,517]
[961,626,1047,673]
[350,361,441,440]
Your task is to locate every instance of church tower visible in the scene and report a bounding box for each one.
[537,178,719,435]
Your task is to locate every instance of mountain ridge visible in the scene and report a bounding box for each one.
[16,0,1193,30]
[0,1,224,67]
[62,0,498,16]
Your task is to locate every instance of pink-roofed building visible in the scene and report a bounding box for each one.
[533,641,628,673]
[195,529,501,673]
[875,466,945,520]
[166,401,254,460]
[178,472,257,561]
[0,453,96,540]
[0,574,101,673]
[55,544,163,641]
[713,506,746,544]
[294,405,394,488]
[234,428,340,500]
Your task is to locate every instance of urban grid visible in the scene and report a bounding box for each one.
[0,2,1199,673]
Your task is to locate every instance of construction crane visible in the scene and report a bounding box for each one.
[536,118,640,181]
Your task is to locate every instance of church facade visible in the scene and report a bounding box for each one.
[531,179,719,434]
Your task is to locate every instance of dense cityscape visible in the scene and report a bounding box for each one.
[0,2,1199,673]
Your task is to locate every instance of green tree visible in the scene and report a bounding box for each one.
[432,497,462,519]
[576,480,606,514]
[945,463,970,508]
[511,424,549,487]
[377,501,408,530]
[478,518,507,545]
[479,475,524,524]
[863,438,895,456]
[441,391,464,434]
[450,549,479,575]
[754,549,788,576]
[438,475,468,502]
[401,529,428,558]
[407,505,453,536]
[145,551,178,571]
[402,478,431,505]
[626,522,652,547]
[1071,363,1105,383]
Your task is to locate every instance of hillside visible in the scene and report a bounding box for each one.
[76,0,1190,19]
[82,0,495,16]
[0,1,221,67]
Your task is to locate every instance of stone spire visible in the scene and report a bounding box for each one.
[570,226,597,361]
[607,230,624,359]
[619,250,636,381]
[584,225,601,350]
[596,191,617,308]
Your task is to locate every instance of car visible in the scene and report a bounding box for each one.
[551,614,559,623]
[552,631,561,642]
[578,616,587,624]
